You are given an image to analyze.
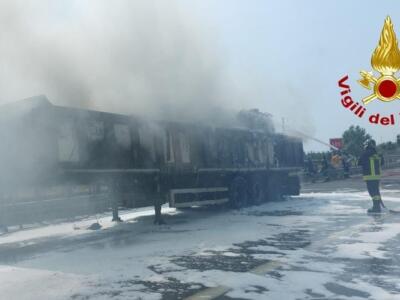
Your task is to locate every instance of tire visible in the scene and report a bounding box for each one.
[266,177,282,202]
[281,175,300,196]
[288,176,300,196]
[229,177,248,209]
[250,179,266,205]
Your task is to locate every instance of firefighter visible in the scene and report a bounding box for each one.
[331,152,342,169]
[341,153,350,178]
[320,154,330,182]
[358,140,384,213]
[305,157,316,182]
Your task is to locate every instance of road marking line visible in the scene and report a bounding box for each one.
[184,260,283,300]
[185,285,231,300]
[185,216,372,299]
[250,260,282,275]
[309,226,359,250]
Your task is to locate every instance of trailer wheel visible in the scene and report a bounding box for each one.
[288,175,300,196]
[229,177,248,209]
[250,180,265,205]
[266,177,282,202]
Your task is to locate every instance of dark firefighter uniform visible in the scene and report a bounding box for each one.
[358,140,384,213]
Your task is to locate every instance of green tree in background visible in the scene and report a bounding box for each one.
[342,125,371,158]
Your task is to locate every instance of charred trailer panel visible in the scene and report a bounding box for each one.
[159,123,231,208]
[272,134,304,196]
[0,97,164,226]
[0,96,304,227]
[52,107,165,210]
[0,97,58,188]
[163,125,288,209]
[0,98,65,227]
[273,134,304,168]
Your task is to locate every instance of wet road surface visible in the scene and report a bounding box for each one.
[0,173,400,299]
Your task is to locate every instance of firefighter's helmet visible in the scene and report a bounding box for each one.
[365,139,376,149]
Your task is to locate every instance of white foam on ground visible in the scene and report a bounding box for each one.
[0,206,177,246]
[227,271,335,300]
[331,221,400,259]
[0,266,86,300]
[338,279,400,300]
[1,189,400,299]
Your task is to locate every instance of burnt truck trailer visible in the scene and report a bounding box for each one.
[0,96,303,226]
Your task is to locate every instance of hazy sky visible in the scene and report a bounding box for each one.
[181,0,400,151]
[1,1,400,151]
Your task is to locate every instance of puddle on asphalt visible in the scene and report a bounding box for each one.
[71,277,205,300]
[324,282,370,298]
[171,250,268,273]
[169,229,311,273]
[236,230,311,251]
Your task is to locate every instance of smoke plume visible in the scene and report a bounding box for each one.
[0,0,234,122]
[0,0,315,136]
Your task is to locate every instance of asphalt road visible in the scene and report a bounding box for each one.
[1,171,400,300]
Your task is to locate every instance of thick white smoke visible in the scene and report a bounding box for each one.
[0,0,315,135]
[0,0,236,122]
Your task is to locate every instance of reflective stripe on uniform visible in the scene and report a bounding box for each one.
[364,154,381,181]
[370,157,375,176]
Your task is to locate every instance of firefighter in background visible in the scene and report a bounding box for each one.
[305,157,316,182]
[320,154,330,182]
[331,151,342,179]
[358,140,384,213]
[331,152,342,168]
[341,153,350,178]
